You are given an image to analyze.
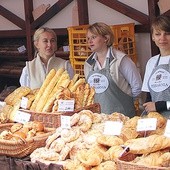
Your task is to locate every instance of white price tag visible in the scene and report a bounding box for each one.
[20,97,28,109]
[0,101,6,111]
[14,110,31,124]
[58,100,74,112]
[60,115,71,129]
[17,45,26,53]
[103,121,123,136]
[137,118,157,131]
[164,119,170,137]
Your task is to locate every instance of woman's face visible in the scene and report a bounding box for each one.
[152,28,170,52]
[87,31,107,52]
[34,31,57,59]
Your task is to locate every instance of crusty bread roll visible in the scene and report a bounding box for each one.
[10,123,23,133]
[9,99,21,122]
[124,134,170,154]
[97,134,124,147]
[4,86,31,106]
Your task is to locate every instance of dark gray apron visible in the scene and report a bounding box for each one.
[148,55,170,118]
[87,58,135,117]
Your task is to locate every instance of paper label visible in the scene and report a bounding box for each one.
[20,97,28,109]
[137,118,157,131]
[58,100,74,112]
[60,115,71,129]
[103,121,123,136]
[164,119,170,137]
[17,45,26,53]
[14,110,31,124]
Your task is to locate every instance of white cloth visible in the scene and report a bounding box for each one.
[142,54,170,92]
[20,54,74,89]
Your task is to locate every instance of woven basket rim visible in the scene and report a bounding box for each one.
[20,102,101,115]
[116,158,170,170]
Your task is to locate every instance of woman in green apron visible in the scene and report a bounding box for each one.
[142,15,170,118]
[84,22,142,117]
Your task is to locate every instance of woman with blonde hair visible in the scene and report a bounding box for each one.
[20,27,74,89]
[84,22,142,117]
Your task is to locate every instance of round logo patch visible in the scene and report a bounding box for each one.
[149,68,170,92]
[88,73,109,93]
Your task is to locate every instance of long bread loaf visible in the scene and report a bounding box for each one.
[30,69,56,111]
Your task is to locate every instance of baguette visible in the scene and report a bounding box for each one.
[35,69,62,112]
[69,78,85,92]
[82,83,90,107]
[86,87,95,106]
[30,69,56,111]
[42,71,70,112]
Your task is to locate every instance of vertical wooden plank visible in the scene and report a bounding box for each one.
[77,0,89,25]
[24,0,34,61]
[148,0,160,56]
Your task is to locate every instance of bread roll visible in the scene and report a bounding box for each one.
[4,86,31,106]
[10,123,23,133]
[124,134,170,154]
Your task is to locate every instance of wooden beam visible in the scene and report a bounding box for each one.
[164,9,170,16]
[148,0,159,56]
[31,0,73,29]
[135,25,150,33]
[24,0,34,60]
[96,0,149,25]
[77,0,89,25]
[0,5,25,29]
[0,30,26,38]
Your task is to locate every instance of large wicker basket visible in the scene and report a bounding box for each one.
[0,123,55,158]
[21,103,101,128]
[116,158,170,170]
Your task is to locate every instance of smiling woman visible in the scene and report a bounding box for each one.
[19,27,74,89]
[142,15,170,117]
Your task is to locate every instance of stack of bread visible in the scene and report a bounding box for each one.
[0,121,46,141]
[29,111,170,169]
[0,68,95,123]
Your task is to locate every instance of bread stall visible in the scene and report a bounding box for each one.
[0,0,170,169]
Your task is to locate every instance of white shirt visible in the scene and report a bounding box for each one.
[20,55,74,87]
[92,48,142,97]
[142,54,170,92]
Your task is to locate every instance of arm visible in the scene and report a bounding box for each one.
[144,92,169,112]
[65,60,74,79]
[119,56,142,98]
[19,66,30,87]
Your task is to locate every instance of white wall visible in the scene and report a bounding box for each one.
[0,0,152,78]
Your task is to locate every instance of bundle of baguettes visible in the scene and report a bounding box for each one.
[30,68,95,112]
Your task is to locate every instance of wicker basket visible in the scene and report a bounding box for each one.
[21,103,101,128]
[0,123,55,158]
[116,158,170,170]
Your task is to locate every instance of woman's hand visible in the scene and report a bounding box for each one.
[143,102,156,113]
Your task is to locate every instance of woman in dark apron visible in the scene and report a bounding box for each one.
[84,22,142,117]
[142,15,170,118]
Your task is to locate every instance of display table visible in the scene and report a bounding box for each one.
[0,156,63,170]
